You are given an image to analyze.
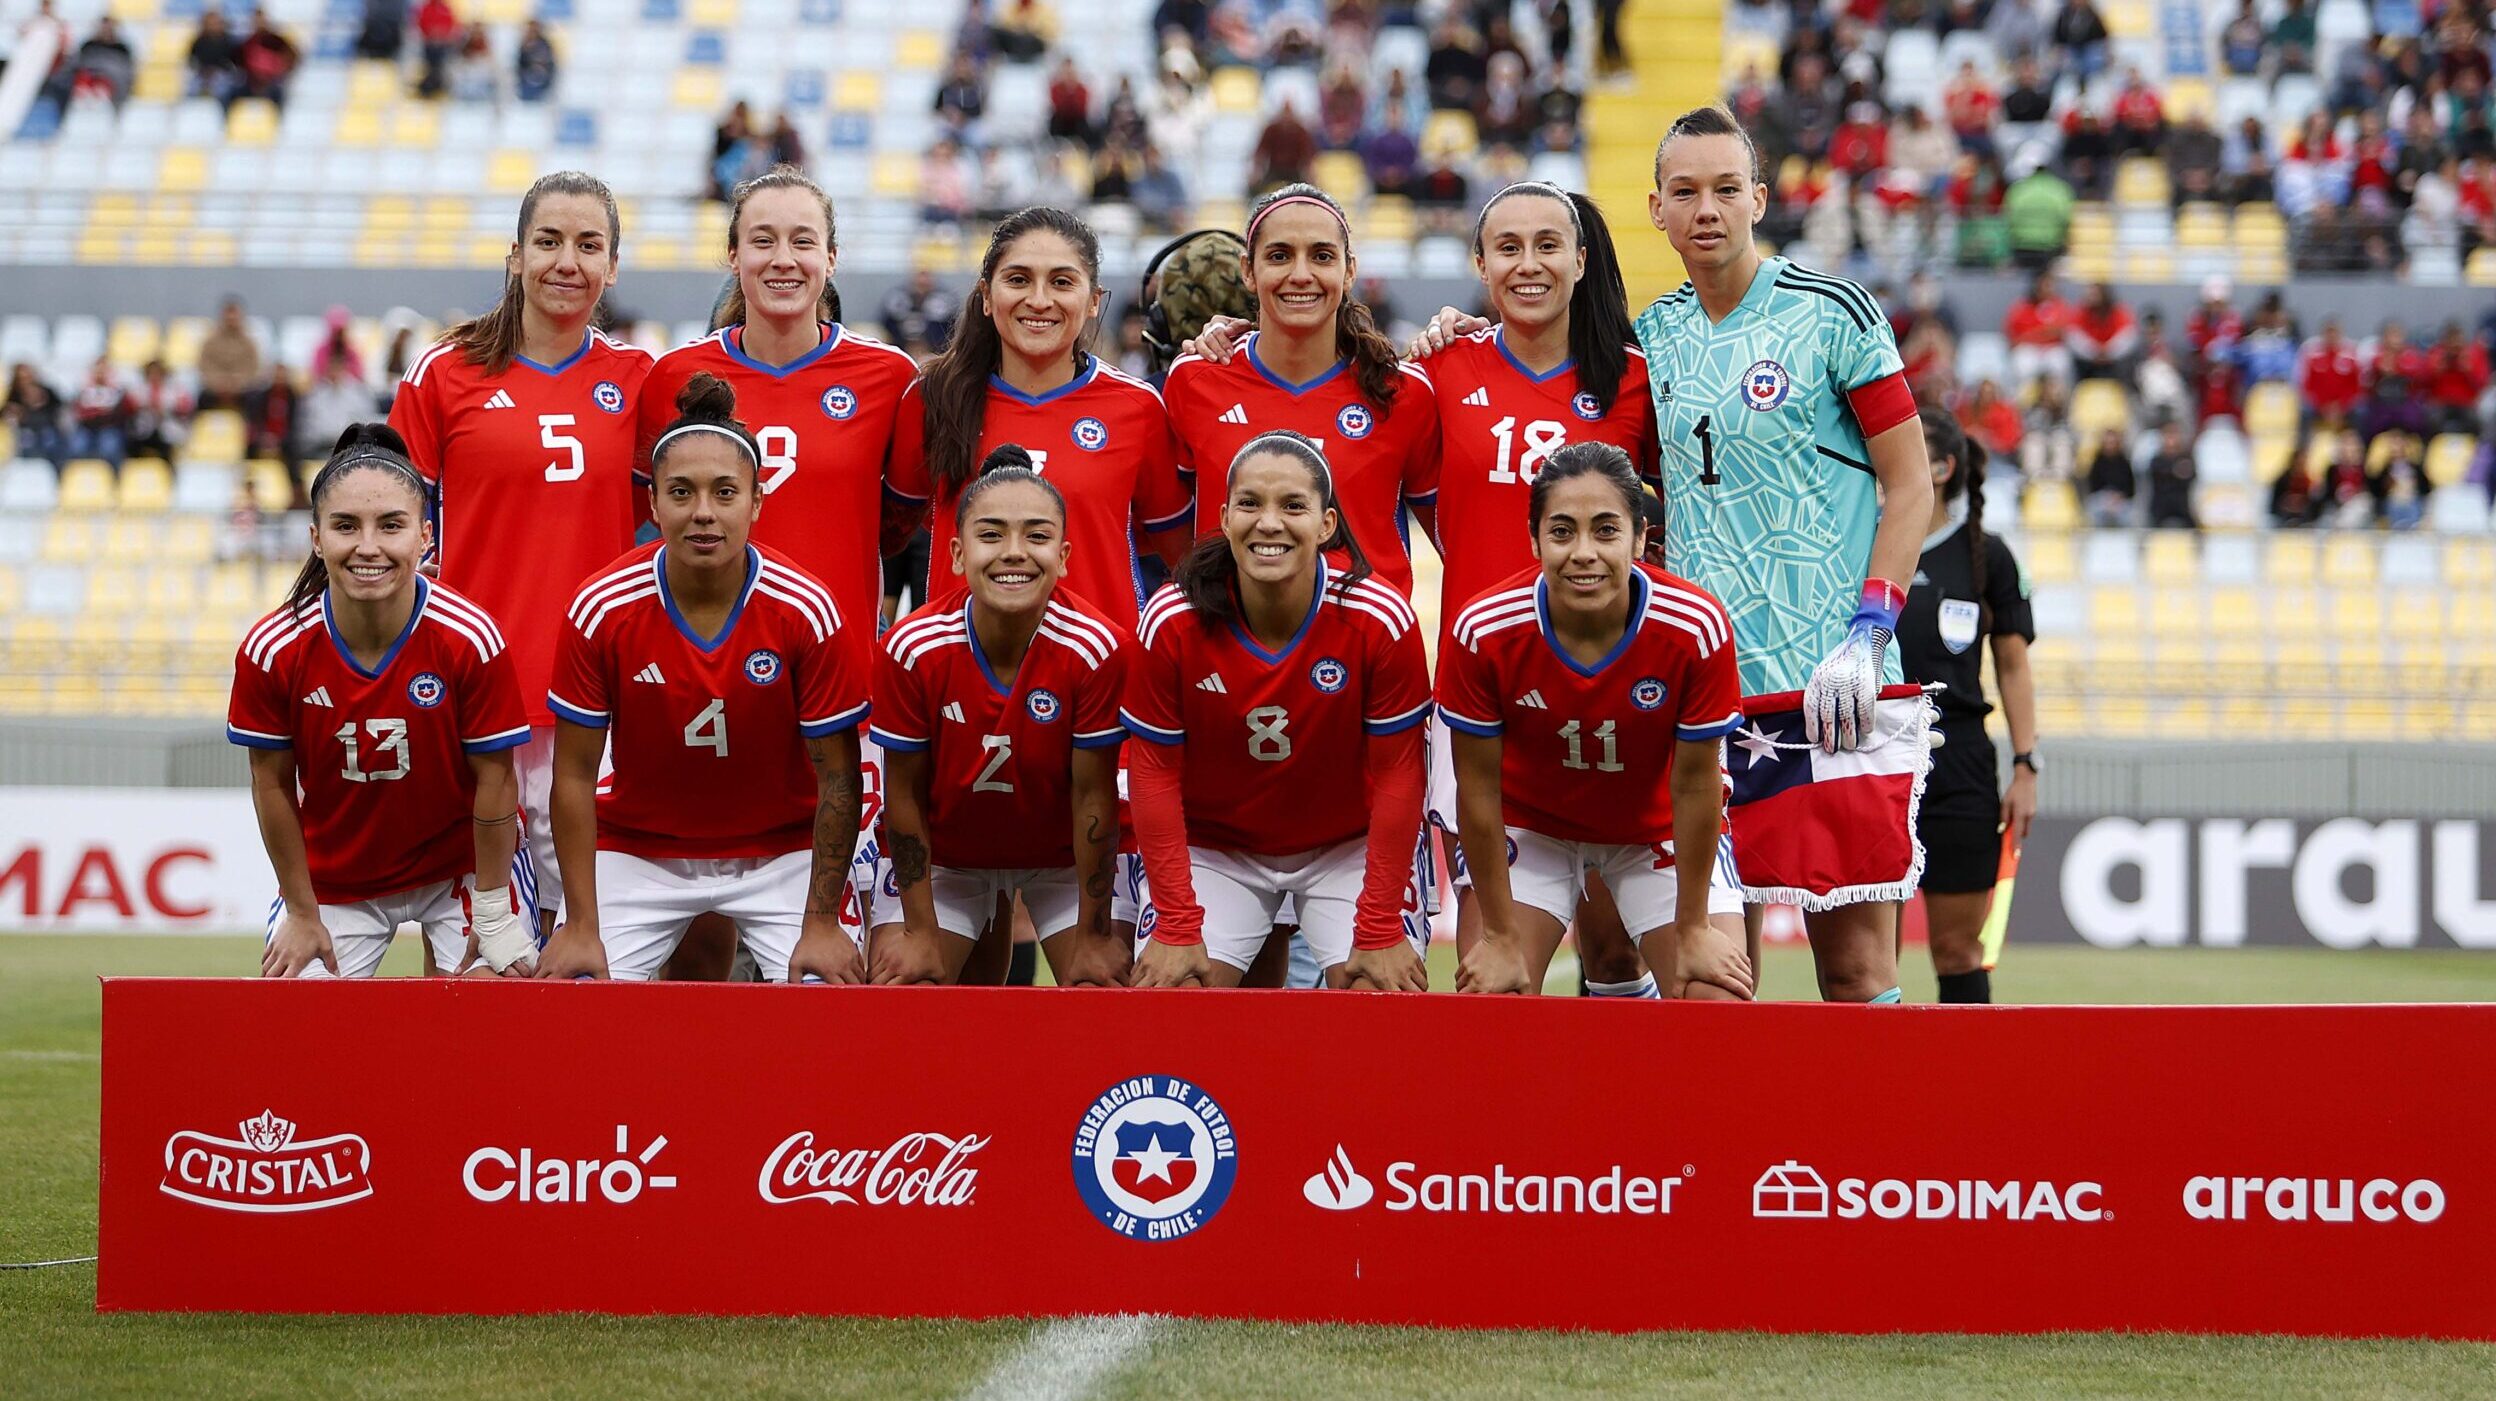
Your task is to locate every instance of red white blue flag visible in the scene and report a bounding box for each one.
[1724,683,1935,910]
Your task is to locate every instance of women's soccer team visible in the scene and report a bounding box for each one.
[238,105,2036,1000]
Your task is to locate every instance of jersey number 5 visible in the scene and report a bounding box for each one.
[542,416,585,482]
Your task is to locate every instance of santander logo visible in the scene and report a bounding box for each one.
[160,1110,373,1213]
[759,1131,988,1208]
[1304,1145,1375,1210]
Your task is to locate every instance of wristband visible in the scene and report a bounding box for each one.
[1851,578,1906,635]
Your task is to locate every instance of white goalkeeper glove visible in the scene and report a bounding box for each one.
[470,883,538,974]
[1803,579,1905,755]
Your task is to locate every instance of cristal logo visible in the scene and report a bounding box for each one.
[1303,1145,1374,1210]
[463,1125,676,1204]
[760,1131,989,1208]
[2184,1175,2445,1223]
[1753,1160,2105,1222]
[160,1109,373,1213]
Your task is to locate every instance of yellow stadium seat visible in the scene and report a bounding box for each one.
[1423,109,1479,156]
[1312,151,1368,200]
[2467,248,2496,287]
[2141,531,2196,586]
[2087,584,2144,636]
[2175,203,2227,247]
[833,71,880,110]
[1210,67,1262,114]
[2152,697,2213,740]
[117,459,173,512]
[156,147,208,193]
[334,105,383,147]
[44,679,105,720]
[2320,534,2375,586]
[40,518,100,562]
[392,104,441,148]
[2453,593,2496,639]
[2263,534,2318,584]
[227,97,278,145]
[2207,586,2261,634]
[2243,383,2298,438]
[2340,698,2400,743]
[86,568,140,616]
[2246,433,2293,485]
[2424,434,2476,488]
[2388,587,2446,641]
[143,563,197,613]
[2069,379,2129,439]
[2447,539,2495,589]
[104,517,157,562]
[2024,532,2077,584]
[58,461,116,512]
[2327,590,2380,637]
[2394,641,2449,693]
[671,68,723,110]
[0,564,18,613]
[2112,159,2168,208]
[487,149,537,195]
[0,421,14,461]
[348,61,398,105]
[248,459,294,513]
[205,563,258,614]
[2021,480,2079,530]
[107,316,161,368]
[871,152,920,198]
[188,410,245,462]
[474,0,528,19]
[1721,31,1779,83]
[688,0,736,22]
[2164,78,2215,124]
[896,30,944,70]
[2148,635,2209,693]
[164,515,215,563]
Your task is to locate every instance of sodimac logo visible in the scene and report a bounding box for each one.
[1752,1160,2106,1222]
[159,1110,373,1213]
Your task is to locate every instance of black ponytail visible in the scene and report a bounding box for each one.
[953,442,1069,529]
[1923,410,1993,633]
[285,424,430,615]
[1176,429,1372,628]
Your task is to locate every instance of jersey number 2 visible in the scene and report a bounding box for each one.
[973,734,1015,793]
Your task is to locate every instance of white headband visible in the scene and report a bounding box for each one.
[652,422,761,469]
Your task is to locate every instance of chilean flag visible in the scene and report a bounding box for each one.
[1724,683,1935,911]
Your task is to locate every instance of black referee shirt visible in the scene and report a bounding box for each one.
[1900,518,2034,818]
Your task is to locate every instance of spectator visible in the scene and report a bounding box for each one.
[1889,104,1958,199]
[2004,149,2075,266]
[237,8,299,110]
[2064,282,2138,382]
[448,24,498,105]
[1101,74,1148,151]
[1593,0,1629,79]
[1152,0,1211,49]
[2424,319,2492,434]
[990,0,1057,64]
[355,0,403,61]
[414,0,460,99]
[2269,455,2324,526]
[2185,278,2244,362]
[1411,140,1473,235]
[2059,110,2116,199]
[2003,268,2075,387]
[2168,112,2225,204]
[1249,98,1317,192]
[1985,0,2047,60]
[310,307,365,386]
[918,136,977,227]
[1090,136,1135,200]
[2021,377,2080,482]
[1779,52,1841,161]
[2082,425,2136,525]
[1476,51,1535,149]
[2144,419,2199,528]
[2050,0,2111,80]
[1424,16,1487,111]
[2375,435,2429,529]
[2132,313,2192,425]
[710,104,764,201]
[2218,0,2267,77]
[514,19,557,103]
[1146,51,1210,164]
[2270,0,2317,77]
[1999,52,2054,129]
[2109,67,2165,157]
[1131,142,1190,232]
[933,51,988,131]
[4,364,68,468]
[2297,316,2365,427]
[196,299,265,411]
[2359,320,2430,440]
[1361,113,1419,196]
[2320,429,2379,525]
[2234,295,2299,384]
[1942,61,1999,155]
[65,358,128,466]
[1828,100,1889,181]
[766,112,804,170]
[2223,116,2277,204]
[187,10,242,103]
[70,16,135,107]
[2394,106,2450,207]
[881,268,959,351]
[248,368,299,467]
[1369,65,1425,138]
[1046,55,1093,145]
[125,359,192,461]
[298,357,373,458]
[1960,377,2025,462]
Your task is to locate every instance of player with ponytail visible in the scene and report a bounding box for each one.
[231,426,537,979]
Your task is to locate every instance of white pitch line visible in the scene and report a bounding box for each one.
[961,1315,1161,1401]
[0,1049,97,1062]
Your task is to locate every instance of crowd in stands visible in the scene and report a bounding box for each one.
[1726,0,2496,275]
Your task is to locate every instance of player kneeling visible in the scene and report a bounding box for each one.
[1440,444,1752,997]
[229,426,538,978]
[536,374,872,982]
[867,447,1132,985]
[1123,431,1432,991]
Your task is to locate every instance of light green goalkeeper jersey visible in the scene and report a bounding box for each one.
[1634,256,1907,697]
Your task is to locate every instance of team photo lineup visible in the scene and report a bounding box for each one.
[233,102,2035,1006]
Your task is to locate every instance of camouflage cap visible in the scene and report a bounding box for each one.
[1148,229,1254,370]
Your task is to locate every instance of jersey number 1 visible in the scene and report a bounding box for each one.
[1691,414,1719,487]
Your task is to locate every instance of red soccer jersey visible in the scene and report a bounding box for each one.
[869,589,1129,869]
[1159,333,1440,595]
[227,580,530,904]
[1121,564,1431,854]
[548,542,870,860]
[1425,328,1658,649]
[389,329,654,726]
[637,323,918,638]
[884,358,1192,630]
[1436,565,1743,845]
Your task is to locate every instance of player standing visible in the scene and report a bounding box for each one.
[1439,444,1750,997]
[537,376,872,982]
[1897,411,2038,1003]
[230,427,538,979]
[1122,432,1431,990]
[868,452,1131,986]
[388,171,652,941]
[1638,106,1934,1003]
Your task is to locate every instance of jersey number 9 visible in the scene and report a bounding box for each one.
[756,426,799,494]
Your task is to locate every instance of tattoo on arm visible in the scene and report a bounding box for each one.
[889,833,930,891]
[807,749,860,917]
[1081,814,1113,932]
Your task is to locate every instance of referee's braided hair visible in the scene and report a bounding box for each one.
[285,424,431,615]
[1176,429,1371,628]
[1922,409,1993,634]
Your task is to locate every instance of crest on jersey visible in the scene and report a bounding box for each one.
[1070,416,1110,452]
[1308,657,1348,693]
[820,385,858,420]
[1072,1076,1238,1241]
[1741,360,1792,411]
[1631,677,1668,711]
[1502,834,1520,866]
[406,672,446,709]
[1571,390,1604,420]
[1939,598,1981,654]
[1025,688,1063,723]
[744,649,784,685]
[592,381,625,414]
[1334,404,1374,440]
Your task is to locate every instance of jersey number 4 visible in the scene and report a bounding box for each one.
[685,699,730,756]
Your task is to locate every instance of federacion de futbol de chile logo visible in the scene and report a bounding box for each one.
[1334,404,1374,439]
[1070,416,1110,452]
[744,649,783,685]
[406,672,446,708]
[821,385,858,420]
[592,380,625,414]
[1025,688,1063,723]
[1072,1075,1238,1241]
[1742,360,1792,411]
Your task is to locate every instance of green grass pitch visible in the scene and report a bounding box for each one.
[5,934,2493,1399]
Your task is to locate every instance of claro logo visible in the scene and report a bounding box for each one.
[464,1126,676,1204]
[759,1131,988,1208]
[1753,1161,2105,1222]
[2184,1176,2446,1223]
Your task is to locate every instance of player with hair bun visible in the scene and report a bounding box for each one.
[1440,443,1750,997]
[868,446,1132,986]
[229,426,538,979]
[1123,431,1432,990]
[538,374,872,983]
[388,170,652,940]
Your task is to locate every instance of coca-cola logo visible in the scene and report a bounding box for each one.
[758,1131,988,1208]
[160,1109,372,1213]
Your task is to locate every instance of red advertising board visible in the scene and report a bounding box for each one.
[100,981,2496,1338]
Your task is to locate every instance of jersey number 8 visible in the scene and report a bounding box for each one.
[1246,705,1291,762]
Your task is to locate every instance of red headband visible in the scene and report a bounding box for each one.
[1245,193,1349,249]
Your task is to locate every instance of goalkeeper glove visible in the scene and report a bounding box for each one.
[470,882,537,974]
[1804,579,1904,754]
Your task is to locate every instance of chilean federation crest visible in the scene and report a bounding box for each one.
[406,672,446,708]
[821,385,858,420]
[1741,360,1792,411]
[744,649,783,685]
[1072,1076,1238,1241]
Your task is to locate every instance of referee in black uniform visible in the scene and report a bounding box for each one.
[1898,410,2038,1004]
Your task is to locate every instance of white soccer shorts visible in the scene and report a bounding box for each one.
[867,864,1084,940]
[262,861,537,979]
[1188,838,1429,973]
[1503,826,1744,937]
[590,849,858,983]
[512,726,562,919]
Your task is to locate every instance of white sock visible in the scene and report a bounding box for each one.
[1586,973,1661,999]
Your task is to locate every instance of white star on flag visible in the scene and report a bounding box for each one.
[1127,1140,1182,1183]
[1733,727,1784,768]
